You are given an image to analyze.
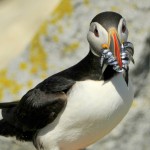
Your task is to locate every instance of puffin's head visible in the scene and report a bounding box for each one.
[87,11,128,68]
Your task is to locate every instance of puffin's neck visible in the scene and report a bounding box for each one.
[66,50,102,81]
[82,50,102,80]
[83,50,129,84]
[82,50,118,81]
[102,62,129,84]
[102,65,117,81]
[58,50,119,81]
[53,50,100,81]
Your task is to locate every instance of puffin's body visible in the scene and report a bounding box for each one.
[0,12,134,150]
[36,74,133,150]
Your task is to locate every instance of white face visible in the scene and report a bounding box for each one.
[117,18,128,43]
[87,18,128,56]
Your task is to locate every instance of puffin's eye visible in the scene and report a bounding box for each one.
[122,24,126,33]
[94,28,99,37]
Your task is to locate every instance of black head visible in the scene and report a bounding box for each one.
[91,11,122,31]
[87,11,128,68]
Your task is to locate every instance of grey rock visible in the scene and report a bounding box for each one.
[0,0,150,150]
[131,35,150,98]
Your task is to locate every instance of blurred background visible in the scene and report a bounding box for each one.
[0,0,150,150]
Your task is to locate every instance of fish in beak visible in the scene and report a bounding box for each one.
[100,28,123,74]
[100,28,134,76]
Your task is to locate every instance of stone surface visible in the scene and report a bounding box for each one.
[0,0,150,150]
[0,0,60,69]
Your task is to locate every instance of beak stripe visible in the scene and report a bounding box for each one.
[113,33,122,68]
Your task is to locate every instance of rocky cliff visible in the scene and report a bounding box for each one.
[0,0,150,150]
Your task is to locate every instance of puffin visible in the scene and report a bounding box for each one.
[0,11,134,150]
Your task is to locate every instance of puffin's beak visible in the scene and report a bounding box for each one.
[109,28,122,68]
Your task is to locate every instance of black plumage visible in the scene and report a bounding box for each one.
[91,11,122,30]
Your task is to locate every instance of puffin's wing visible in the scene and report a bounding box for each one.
[1,76,75,131]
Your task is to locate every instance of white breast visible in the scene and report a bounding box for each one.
[37,73,134,150]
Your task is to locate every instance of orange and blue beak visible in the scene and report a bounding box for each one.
[108,28,122,69]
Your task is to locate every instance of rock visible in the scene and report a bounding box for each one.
[0,0,150,150]
[0,136,35,150]
[131,35,150,99]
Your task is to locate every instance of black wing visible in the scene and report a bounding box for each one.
[0,76,75,140]
[16,89,67,130]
